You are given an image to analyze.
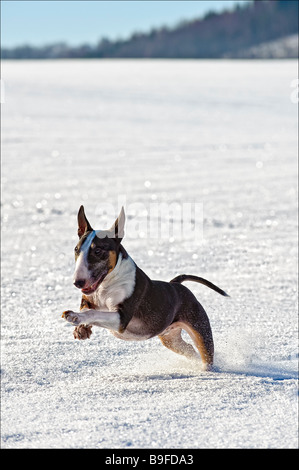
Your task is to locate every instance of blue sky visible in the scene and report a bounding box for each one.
[1,1,245,47]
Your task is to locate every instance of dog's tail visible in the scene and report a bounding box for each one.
[170,274,229,297]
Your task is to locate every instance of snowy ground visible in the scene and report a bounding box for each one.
[1,59,298,449]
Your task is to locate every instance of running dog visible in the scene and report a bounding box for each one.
[62,206,229,370]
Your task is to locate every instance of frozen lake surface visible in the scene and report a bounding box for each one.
[1,59,298,449]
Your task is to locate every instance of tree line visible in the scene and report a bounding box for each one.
[2,0,298,59]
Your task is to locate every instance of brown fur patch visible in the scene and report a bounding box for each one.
[108,250,117,273]
[159,332,197,358]
[62,310,73,318]
[182,322,214,366]
[159,321,213,366]
[80,296,97,311]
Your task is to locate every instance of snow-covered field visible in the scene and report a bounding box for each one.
[1,59,298,449]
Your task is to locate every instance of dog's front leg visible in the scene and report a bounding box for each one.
[71,299,95,340]
[73,324,93,340]
[62,309,121,332]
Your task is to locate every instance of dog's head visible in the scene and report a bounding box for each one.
[73,205,125,295]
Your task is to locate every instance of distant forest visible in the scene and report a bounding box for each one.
[2,0,298,59]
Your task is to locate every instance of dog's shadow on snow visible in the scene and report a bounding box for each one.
[213,351,298,381]
[214,363,298,381]
[143,366,298,382]
[109,367,298,387]
[118,359,298,383]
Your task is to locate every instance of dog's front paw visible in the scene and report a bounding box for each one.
[62,310,82,325]
[73,325,93,340]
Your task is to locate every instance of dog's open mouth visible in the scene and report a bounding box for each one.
[81,271,108,295]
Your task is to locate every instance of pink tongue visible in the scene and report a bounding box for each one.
[84,279,98,292]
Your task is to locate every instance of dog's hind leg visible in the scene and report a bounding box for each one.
[181,321,214,370]
[160,303,214,370]
[159,322,198,359]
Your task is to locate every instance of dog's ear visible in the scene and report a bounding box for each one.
[109,206,125,241]
[77,205,93,238]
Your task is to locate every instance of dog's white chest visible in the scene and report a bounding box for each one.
[92,254,136,311]
[95,288,128,311]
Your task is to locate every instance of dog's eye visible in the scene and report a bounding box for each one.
[94,248,103,256]
[74,246,79,253]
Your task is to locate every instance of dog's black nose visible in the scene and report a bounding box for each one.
[73,279,86,289]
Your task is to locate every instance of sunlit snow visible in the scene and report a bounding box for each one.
[1,59,298,448]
